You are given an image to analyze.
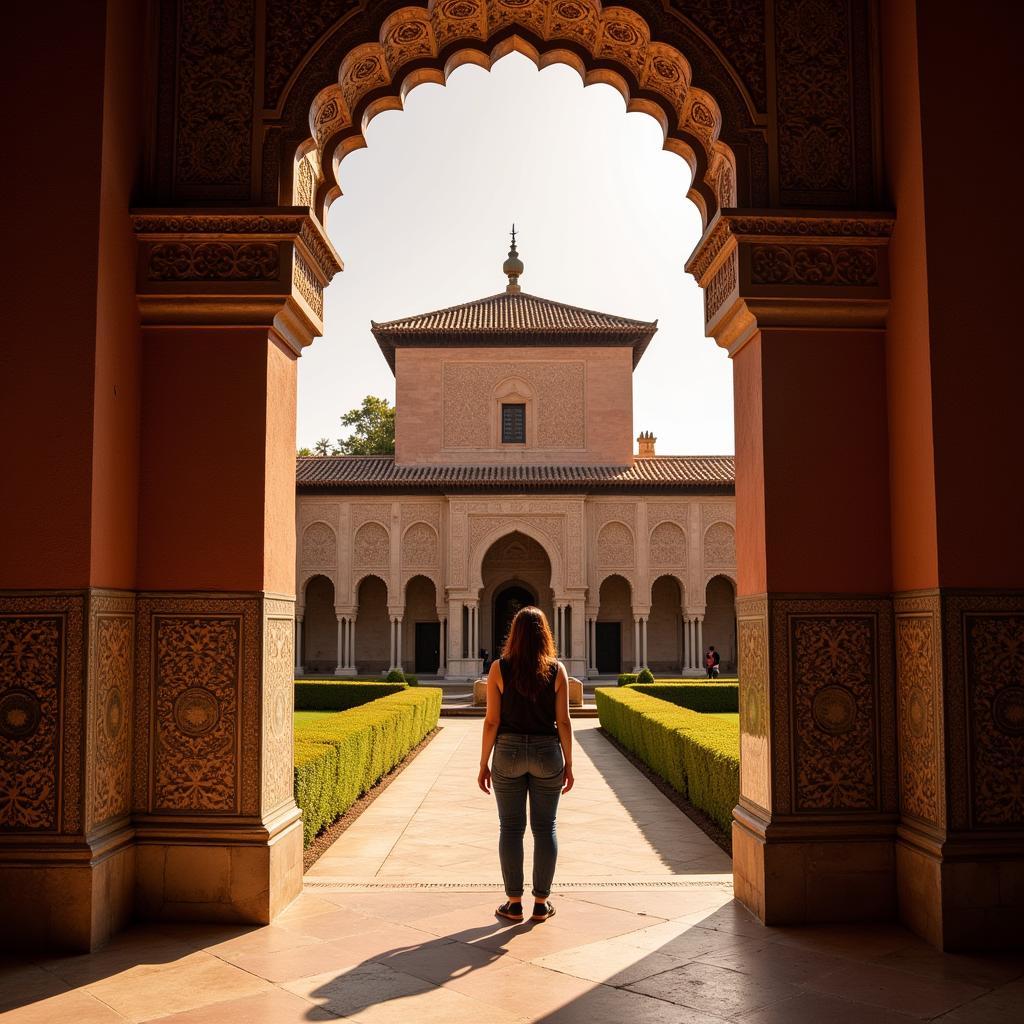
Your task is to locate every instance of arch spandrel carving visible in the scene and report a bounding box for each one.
[274,0,741,230]
[468,521,565,593]
[301,521,338,566]
[650,520,687,567]
[704,521,736,565]
[353,521,391,569]
[597,520,635,568]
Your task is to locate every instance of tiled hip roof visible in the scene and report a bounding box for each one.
[296,455,735,491]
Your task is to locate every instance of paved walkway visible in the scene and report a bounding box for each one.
[3,721,1023,1022]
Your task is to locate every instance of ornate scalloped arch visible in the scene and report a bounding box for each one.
[403,570,442,597]
[299,571,335,610]
[353,571,390,607]
[470,522,564,593]
[704,569,737,592]
[649,570,686,606]
[288,0,737,230]
[596,570,634,599]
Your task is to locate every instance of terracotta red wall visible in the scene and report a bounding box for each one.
[0,0,142,590]
[733,335,767,596]
[264,338,298,595]
[914,3,1024,587]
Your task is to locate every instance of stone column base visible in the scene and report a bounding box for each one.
[733,807,897,925]
[134,807,303,925]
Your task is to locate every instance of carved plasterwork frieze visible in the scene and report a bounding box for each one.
[402,522,440,568]
[597,521,635,568]
[738,608,770,813]
[263,608,295,813]
[400,502,441,529]
[0,595,84,835]
[88,594,135,830]
[703,521,736,565]
[649,521,686,568]
[135,596,261,816]
[302,521,338,567]
[750,243,878,287]
[958,605,1024,828]
[893,593,943,829]
[350,502,392,530]
[353,522,391,569]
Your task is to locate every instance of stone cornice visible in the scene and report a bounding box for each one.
[131,208,343,353]
[686,210,896,356]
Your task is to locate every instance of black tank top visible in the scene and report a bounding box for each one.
[497,658,560,737]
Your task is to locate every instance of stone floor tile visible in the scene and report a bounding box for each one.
[141,988,339,1022]
[471,920,599,959]
[930,978,1024,1023]
[283,961,434,1018]
[802,960,990,1019]
[0,960,71,1012]
[274,907,397,942]
[0,987,131,1023]
[446,958,599,1016]
[82,952,272,1022]
[870,942,1024,989]
[736,989,921,1023]
[372,934,516,984]
[197,923,325,957]
[38,934,207,989]
[532,935,688,986]
[625,960,801,1017]
[348,981,528,1024]
[538,981,732,1023]
[621,919,764,961]
[696,936,850,985]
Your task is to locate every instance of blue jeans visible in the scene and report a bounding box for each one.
[491,733,564,899]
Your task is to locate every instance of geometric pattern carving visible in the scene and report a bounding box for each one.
[0,616,62,831]
[153,616,241,813]
[597,521,635,567]
[791,615,878,811]
[750,244,878,287]
[89,606,134,828]
[443,361,585,449]
[738,610,770,812]
[402,522,439,568]
[895,607,941,827]
[966,613,1024,827]
[353,521,390,569]
[649,521,686,567]
[704,521,736,564]
[263,609,295,814]
[303,521,337,565]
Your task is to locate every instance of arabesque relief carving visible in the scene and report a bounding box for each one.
[89,606,134,828]
[894,608,941,827]
[597,521,635,567]
[0,616,62,831]
[402,522,439,567]
[353,521,391,569]
[791,615,878,811]
[147,242,279,282]
[738,611,770,812]
[965,613,1024,827]
[303,521,337,566]
[263,611,295,813]
[703,521,736,564]
[750,244,878,286]
[649,521,686,567]
[153,616,241,813]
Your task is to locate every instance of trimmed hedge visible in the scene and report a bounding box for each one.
[294,688,442,845]
[294,680,407,711]
[620,674,739,685]
[626,682,738,714]
[596,687,739,832]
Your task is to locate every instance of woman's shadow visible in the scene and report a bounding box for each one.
[301,913,544,1018]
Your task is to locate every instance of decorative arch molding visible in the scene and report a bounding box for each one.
[648,571,686,607]
[704,569,737,592]
[403,570,442,596]
[353,571,390,607]
[597,519,635,568]
[469,522,564,593]
[400,520,440,567]
[299,572,336,615]
[596,570,635,596]
[353,520,391,569]
[290,0,738,228]
[301,520,338,566]
[703,520,736,565]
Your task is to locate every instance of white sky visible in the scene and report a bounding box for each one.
[299,53,734,456]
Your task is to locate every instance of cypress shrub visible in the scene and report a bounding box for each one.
[293,688,442,845]
[596,687,739,832]
[617,673,639,686]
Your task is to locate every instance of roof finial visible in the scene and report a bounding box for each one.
[503,223,523,294]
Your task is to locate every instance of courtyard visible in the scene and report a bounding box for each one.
[4,719,1021,1022]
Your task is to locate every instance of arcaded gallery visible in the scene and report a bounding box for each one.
[2,1,1023,1019]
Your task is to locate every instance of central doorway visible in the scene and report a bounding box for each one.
[493,585,535,657]
[595,622,622,675]
[414,622,441,675]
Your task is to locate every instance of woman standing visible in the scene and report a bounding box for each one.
[477,606,574,923]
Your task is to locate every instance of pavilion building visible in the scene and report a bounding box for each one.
[295,240,736,679]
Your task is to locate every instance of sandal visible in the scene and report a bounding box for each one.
[496,900,524,922]
[532,901,556,922]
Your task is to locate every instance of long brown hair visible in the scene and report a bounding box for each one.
[500,606,558,699]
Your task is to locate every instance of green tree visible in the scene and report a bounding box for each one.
[297,446,313,457]
[337,395,395,455]
[313,437,335,456]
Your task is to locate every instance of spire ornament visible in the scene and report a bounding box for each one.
[503,224,524,294]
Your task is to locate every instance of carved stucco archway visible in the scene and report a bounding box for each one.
[469,522,565,595]
[286,0,738,234]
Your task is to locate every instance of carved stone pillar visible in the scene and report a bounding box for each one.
[689,211,899,927]
[129,209,341,927]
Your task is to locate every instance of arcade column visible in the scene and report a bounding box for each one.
[689,210,899,926]
[129,210,341,926]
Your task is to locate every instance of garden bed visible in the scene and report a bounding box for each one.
[294,687,442,847]
[595,687,739,834]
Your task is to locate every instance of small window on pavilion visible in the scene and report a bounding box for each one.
[501,403,526,444]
